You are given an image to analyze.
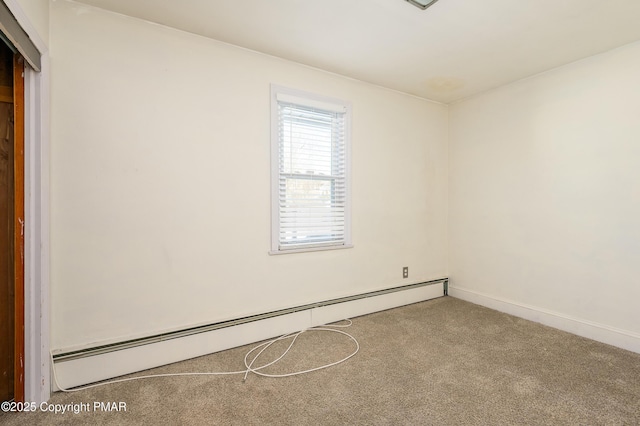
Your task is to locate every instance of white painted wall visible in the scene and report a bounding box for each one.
[49,1,448,352]
[14,0,48,45]
[449,41,640,350]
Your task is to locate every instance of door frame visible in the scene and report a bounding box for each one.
[2,0,50,403]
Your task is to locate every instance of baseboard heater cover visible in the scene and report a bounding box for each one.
[52,278,446,389]
[54,278,447,363]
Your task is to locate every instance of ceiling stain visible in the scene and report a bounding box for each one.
[425,77,465,93]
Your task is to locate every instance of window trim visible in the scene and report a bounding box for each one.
[270,84,352,255]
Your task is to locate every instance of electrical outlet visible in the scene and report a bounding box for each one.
[403,267,408,278]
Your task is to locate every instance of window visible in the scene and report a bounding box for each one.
[271,85,352,254]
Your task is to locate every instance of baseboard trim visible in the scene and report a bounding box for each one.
[53,280,445,390]
[449,286,640,354]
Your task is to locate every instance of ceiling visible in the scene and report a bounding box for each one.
[73,0,640,103]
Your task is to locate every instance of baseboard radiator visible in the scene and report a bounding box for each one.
[53,278,447,390]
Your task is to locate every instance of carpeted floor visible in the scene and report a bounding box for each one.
[2,296,639,425]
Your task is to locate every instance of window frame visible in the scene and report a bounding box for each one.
[270,85,352,255]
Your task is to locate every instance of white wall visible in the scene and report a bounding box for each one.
[49,1,448,352]
[15,0,48,45]
[449,41,640,350]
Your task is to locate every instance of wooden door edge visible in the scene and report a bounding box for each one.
[13,54,24,403]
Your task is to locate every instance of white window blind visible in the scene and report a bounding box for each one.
[271,86,351,253]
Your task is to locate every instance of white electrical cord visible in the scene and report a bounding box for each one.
[51,320,359,393]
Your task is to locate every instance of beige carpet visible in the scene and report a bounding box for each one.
[2,297,639,425]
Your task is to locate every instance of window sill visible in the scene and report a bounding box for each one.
[269,244,354,256]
